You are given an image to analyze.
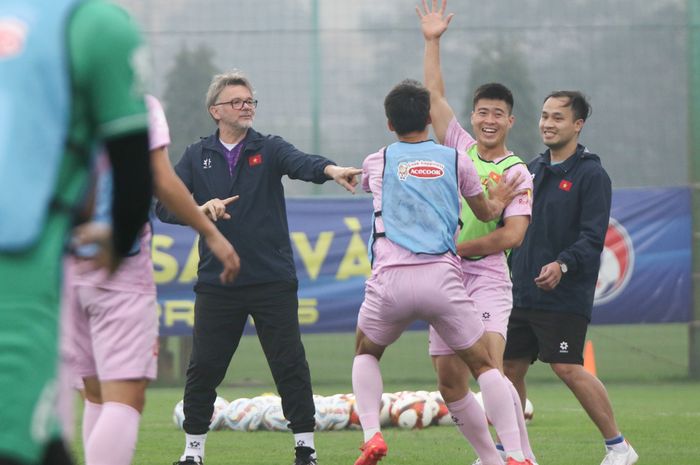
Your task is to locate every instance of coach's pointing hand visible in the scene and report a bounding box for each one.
[325,165,362,194]
[200,195,239,221]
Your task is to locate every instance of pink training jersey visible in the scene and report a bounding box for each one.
[70,95,171,294]
[362,143,483,273]
[444,117,533,282]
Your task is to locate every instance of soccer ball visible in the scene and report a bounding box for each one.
[524,398,534,424]
[314,395,350,431]
[261,402,289,431]
[224,397,263,431]
[428,391,452,426]
[379,392,396,427]
[172,400,185,429]
[209,396,230,430]
[390,392,439,429]
[338,393,361,430]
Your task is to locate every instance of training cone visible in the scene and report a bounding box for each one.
[583,340,597,377]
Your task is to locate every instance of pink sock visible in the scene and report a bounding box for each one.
[82,400,103,447]
[507,380,536,461]
[85,402,141,465]
[352,354,383,431]
[476,369,521,456]
[446,393,502,465]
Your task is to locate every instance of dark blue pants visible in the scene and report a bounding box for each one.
[182,280,315,434]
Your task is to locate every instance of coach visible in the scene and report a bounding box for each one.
[156,70,360,465]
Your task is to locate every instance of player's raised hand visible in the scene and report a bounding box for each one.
[325,165,362,194]
[200,195,239,221]
[416,0,454,40]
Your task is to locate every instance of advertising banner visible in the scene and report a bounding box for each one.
[154,188,691,335]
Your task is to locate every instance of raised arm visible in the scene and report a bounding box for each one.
[417,0,455,143]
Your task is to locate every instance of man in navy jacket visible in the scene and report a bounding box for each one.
[504,91,638,465]
[157,70,360,465]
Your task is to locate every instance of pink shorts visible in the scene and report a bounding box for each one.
[429,272,513,356]
[62,271,158,382]
[358,262,484,351]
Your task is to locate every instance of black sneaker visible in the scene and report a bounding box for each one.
[173,456,203,465]
[294,446,318,465]
[293,457,318,465]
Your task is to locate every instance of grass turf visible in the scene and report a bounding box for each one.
[71,323,700,465]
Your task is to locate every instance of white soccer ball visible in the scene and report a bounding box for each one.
[209,396,230,430]
[428,391,452,426]
[390,392,439,429]
[261,402,289,431]
[224,397,263,431]
[315,395,350,431]
[380,392,397,427]
[172,400,185,429]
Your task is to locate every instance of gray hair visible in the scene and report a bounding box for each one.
[205,70,255,110]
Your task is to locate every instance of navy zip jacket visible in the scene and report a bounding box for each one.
[510,144,612,320]
[156,128,335,288]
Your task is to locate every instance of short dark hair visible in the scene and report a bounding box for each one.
[384,79,431,136]
[472,83,514,113]
[543,90,591,122]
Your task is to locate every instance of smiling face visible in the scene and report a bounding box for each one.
[539,96,584,151]
[470,98,514,151]
[209,84,256,131]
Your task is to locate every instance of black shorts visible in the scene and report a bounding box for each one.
[503,307,589,365]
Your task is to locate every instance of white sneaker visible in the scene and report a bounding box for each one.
[600,442,639,465]
[471,459,482,465]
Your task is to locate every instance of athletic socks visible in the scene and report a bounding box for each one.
[506,380,536,462]
[352,354,383,442]
[476,369,523,460]
[82,400,103,447]
[182,433,207,462]
[294,432,317,459]
[605,434,629,453]
[85,401,140,465]
[446,392,502,465]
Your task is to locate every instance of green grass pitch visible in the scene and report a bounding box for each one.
[71,324,700,465]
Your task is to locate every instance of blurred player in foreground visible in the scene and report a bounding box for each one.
[351,79,530,465]
[0,1,152,464]
[61,95,240,465]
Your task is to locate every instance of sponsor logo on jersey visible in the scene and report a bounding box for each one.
[397,160,445,181]
[595,218,635,305]
[0,18,27,59]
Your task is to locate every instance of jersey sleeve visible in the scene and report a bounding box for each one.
[69,1,148,140]
[457,151,483,198]
[503,162,533,219]
[145,95,170,150]
[444,116,476,153]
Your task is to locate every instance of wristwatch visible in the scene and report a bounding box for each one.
[556,259,568,274]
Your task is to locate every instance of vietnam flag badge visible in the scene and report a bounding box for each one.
[248,154,263,166]
[558,179,573,191]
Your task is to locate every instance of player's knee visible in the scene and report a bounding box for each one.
[550,362,579,382]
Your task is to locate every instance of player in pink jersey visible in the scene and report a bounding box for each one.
[60,95,240,465]
[417,1,536,464]
[352,79,527,465]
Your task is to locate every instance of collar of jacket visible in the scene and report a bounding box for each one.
[201,128,266,153]
[538,143,592,174]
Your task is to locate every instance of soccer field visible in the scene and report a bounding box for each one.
[71,324,700,465]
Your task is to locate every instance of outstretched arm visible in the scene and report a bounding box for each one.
[417,0,455,143]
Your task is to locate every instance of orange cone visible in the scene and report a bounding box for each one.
[583,340,597,377]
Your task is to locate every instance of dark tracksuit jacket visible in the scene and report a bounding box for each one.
[156,128,334,287]
[155,128,336,435]
[510,144,612,321]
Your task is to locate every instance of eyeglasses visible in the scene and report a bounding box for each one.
[213,98,258,110]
